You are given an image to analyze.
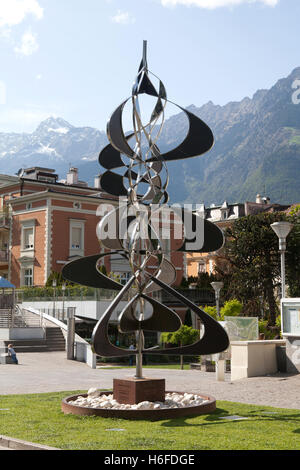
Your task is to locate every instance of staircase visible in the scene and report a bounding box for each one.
[45,327,66,351]
[3,339,48,353]
[2,328,66,354]
[3,329,66,354]
[0,309,11,328]
[1,307,66,354]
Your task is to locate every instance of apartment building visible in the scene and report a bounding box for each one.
[0,167,184,288]
[186,195,290,278]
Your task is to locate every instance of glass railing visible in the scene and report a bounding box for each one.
[16,287,119,303]
[153,288,215,305]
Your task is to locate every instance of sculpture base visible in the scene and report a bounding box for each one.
[113,377,165,405]
[62,391,216,420]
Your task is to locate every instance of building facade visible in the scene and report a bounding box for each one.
[0,167,184,288]
[186,195,290,278]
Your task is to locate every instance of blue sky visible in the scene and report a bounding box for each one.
[0,0,299,133]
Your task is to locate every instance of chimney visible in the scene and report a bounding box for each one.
[67,167,78,185]
[94,174,101,189]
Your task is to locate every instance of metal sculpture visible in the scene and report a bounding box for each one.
[62,41,229,378]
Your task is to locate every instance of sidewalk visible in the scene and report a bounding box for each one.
[0,352,299,410]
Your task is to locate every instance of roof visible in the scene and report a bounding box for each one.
[0,277,15,288]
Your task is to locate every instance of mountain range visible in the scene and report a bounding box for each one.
[1,66,300,206]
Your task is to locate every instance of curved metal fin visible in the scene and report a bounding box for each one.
[62,254,123,291]
[91,275,138,357]
[119,293,182,333]
[100,171,128,197]
[142,276,229,356]
[107,99,134,157]
[148,105,214,162]
[99,132,135,170]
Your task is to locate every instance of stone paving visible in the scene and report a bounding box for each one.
[0,352,300,410]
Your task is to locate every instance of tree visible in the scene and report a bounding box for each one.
[160,325,199,369]
[216,212,287,326]
[184,309,193,327]
[46,271,65,287]
[286,207,300,297]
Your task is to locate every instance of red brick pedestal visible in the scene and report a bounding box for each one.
[113,377,165,405]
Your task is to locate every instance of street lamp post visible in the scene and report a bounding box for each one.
[210,281,224,381]
[62,282,66,322]
[271,222,293,299]
[52,278,57,318]
[211,281,224,319]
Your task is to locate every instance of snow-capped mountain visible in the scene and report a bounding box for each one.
[0,117,108,182]
[1,65,300,204]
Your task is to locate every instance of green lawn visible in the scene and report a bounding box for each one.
[0,392,300,450]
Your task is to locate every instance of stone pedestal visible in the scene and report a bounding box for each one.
[230,340,286,381]
[113,377,165,405]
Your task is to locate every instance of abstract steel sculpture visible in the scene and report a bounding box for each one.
[62,41,229,379]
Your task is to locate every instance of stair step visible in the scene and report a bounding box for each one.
[13,346,48,353]
[1,327,66,353]
[4,340,46,347]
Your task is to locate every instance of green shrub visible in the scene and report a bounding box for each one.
[220,299,243,319]
[200,305,218,320]
[259,320,275,339]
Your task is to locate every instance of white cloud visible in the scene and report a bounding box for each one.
[160,0,279,9]
[0,0,43,28]
[111,10,136,24]
[36,74,42,80]
[14,29,39,56]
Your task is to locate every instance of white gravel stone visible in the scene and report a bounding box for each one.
[88,388,101,398]
[71,391,207,411]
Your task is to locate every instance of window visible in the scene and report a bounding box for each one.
[21,219,36,253]
[73,202,81,210]
[161,229,171,259]
[117,272,131,286]
[23,227,34,250]
[198,261,206,274]
[69,219,85,257]
[26,203,32,210]
[24,268,33,287]
[222,210,229,220]
[71,227,82,249]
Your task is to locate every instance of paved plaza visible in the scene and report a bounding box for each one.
[0,352,300,410]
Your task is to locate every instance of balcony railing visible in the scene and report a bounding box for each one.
[153,288,216,306]
[15,286,119,304]
[0,213,10,229]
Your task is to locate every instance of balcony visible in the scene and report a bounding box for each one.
[0,212,10,230]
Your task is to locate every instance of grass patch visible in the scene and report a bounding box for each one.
[0,392,300,450]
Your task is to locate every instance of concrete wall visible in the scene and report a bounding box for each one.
[9,328,44,340]
[231,340,286,381]
[0,329,44,341]
[21,299,153,321]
